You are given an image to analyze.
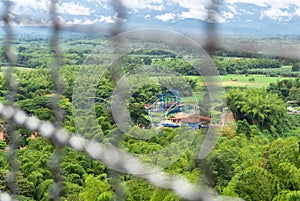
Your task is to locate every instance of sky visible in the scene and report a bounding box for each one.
[1,0,300,35]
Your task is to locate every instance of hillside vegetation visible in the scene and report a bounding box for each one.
[0,36,299,201]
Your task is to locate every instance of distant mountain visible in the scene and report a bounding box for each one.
[1,0,299,36]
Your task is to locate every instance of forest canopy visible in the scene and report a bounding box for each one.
[0,37,299,201]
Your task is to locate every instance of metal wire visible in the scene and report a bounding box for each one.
[0,191,16,201]
[0,103,214,201]
[0,0,236,201]
[108,1,127,200]
[205,0,222,55]
[48,0,65,200]
[2,0,20,198]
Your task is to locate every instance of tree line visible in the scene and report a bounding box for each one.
[0,37,299,200]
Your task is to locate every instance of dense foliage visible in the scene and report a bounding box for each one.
[0,37,299,200]
[214,57,281,75]
[226,88,289,136]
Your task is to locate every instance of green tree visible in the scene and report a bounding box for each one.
[79,174,114,201]
[226,88,289,135]
[260,138,300,171]
[273,190,300,201]
[36,179,53,200]
[236,119,251,137]
[61,182,82,201]
[223,166,281,201]
[15,171,34,198]
[126,178,155,201]
[150,189,179,201]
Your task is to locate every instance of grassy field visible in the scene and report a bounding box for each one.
[143,74,296,104]
[187,74,296,88]
[220,74,293,87]
[181,91,202,103]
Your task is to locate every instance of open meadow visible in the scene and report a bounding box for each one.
[188,74,296,88]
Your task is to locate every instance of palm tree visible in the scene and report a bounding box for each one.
[227,88,288,135]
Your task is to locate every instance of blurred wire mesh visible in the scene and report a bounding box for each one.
[3,0,217,200]
[0,0,288,200]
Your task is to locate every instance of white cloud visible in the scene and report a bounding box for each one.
[171,0,210,10]
[59,2,94,16]
[171,0,208,21]
[121,0,164,11]
[65,18,82,25]
[224,0,300,21]
[11,0,49,12]
[155,13,176,21]
[83,18,99,24]
[64,18,99,25]
[179,9,207,21]
[260,8,293,21]
[172,0,292,23]
[225,0,268,7]
[86,0,111,9]
[239,9,254,15]
[6,0,300,26]
[178,8,227,23]
[172,0,229,22]
[227,5,238,13]
[222,11,235,20]
[10,14,50,26]
[224,0,300,8]
[149,5,165,11]
[10,0,48,20]
[98,15,115,23]
[296,8,300,16]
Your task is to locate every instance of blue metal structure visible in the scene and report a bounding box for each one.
[145,90,181,114]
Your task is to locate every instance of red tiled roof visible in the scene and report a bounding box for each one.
[199,116,211,121]
[169,113,211,124]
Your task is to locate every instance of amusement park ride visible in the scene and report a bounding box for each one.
[92,90,211,130]
[144,90,210,129]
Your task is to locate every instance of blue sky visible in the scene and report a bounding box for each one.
[1,0,300,35]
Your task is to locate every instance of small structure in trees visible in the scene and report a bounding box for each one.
[165,112,211,129]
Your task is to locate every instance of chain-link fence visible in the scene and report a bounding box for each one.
[1,0,297,201]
